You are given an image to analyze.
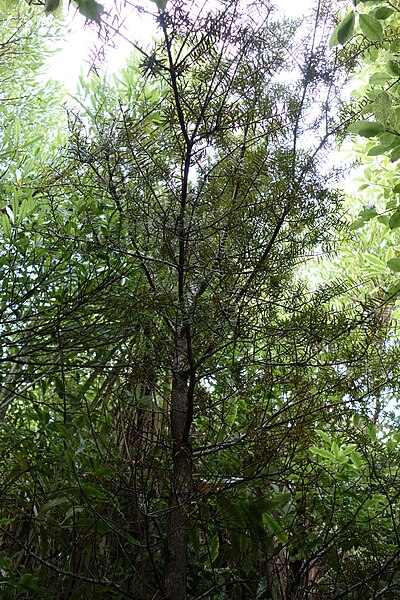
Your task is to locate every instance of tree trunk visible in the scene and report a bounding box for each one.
[164,331,193,600]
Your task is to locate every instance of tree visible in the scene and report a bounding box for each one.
[330,0,400,228]
[2,1,400,599]
[49,2,348,596]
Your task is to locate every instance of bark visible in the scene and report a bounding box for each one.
[164,331,193,600]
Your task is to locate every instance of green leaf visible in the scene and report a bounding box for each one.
[77,0,104,22]
[40,497,69,513]
[81,484,105,499]
[310,446,336,460]
[373,91,391,125]
[369,72,390,85]
[43,0,60,12]
[350,451,363,469]
[390,145,400,163]
[347,121,385,137]
[359,208,377,220]
[385,279,400,300]
[337,12,356,45]
[264,514,288,544]
[209,533,219,564]
[329,27,339,48]
[0,213,11,237]
[380,132,396,146]
[349,218,365,230]
[14,118,20,140]
[359,14,384,41]
[150,0,167,8]
[63,506,84,522]
[393,183,400,194]
[316,429,332,444]
[258,492,292,511]
[19,573,39,591]
[374,7,393,19]
[363,254,386,272]
[367,145,387,156]
[256,579,268,599]
[387,60,400,76]
[387,258,400,272]
[368,424,377,441]
[386,247,396,262]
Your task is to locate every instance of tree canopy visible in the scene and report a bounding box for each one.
[1,1,400,599]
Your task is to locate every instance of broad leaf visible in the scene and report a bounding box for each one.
[348,121,385,137]
[76,0,104,22]
[387,60,400,76]
[359,14,384,41]
[387,258,400,272]
[337,12,356,45]
[385,279,400,300]
[390,145,400,163]
[374,7,393,19]
[263,514,288,544]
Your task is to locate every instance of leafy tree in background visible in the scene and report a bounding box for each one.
[331,0,400,228]
[1,0,400,599]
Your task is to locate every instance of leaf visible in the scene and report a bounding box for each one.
[256,579,268,599]
[363,254,386,272]
[369,72,390,86]
[387,258,400,272]
[43,0,60,12]
[0,213,11,237]
[386,247,396,262]
[150,0,167,8]
[368,423,377,441]
[81,484,104,499]
[390,145,400,163]
[393,183,400,194]
[373,91,391,125]
[347,121,384,137]
[389,209,400,229]
[14,118,20,140]
[359,208,377,220]
[367,145,387,156]
[374,7,393,19]
[387,60,400,76]
[77,0,104,22]
[385,279,400,301]
[359,14,384,41]
[380,132,396,146]
[315,429,332,444]
[331,441,340,458]
[209,533,219,564]
[310,446,336,460]
[337,12,356,45]
[263,514,288,544]
[5,205,14,224]
[258,492,292,511]
[349,218,365,230]
[40,497,69,513]
[19,573,39,591]
[63,506,84,522]
[328,27,338,48]
[350,451,363,469]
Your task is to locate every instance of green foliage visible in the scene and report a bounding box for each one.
[74,0,104,22]
[1,0,400,599]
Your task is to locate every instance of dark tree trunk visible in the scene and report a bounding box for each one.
[164,331,193,600]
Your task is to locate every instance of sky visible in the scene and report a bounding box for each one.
[48,0,314,90]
